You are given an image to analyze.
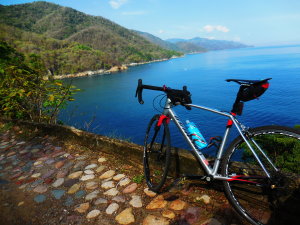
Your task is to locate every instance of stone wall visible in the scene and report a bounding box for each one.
[1,120,204,176]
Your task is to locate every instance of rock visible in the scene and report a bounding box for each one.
[98,157,107,163]
[7,151,16,157]
[84,169,94,175]
[197,195,211,204]
[19,184,28,189]
[56,170,68,178]
[52,178,64,188]
[123,183,138,194]
[80,174,95,181]
[31,179,43,187]
[55,161,65,169]
[85,181,98,190]
[75,190,86,199]
[44,177,54,184]
[42,170,55,179]
[142,214,169,225]
[51,189,65,200]
[86,209,101,219]
[100,170,115,179]
[17,201,24,207]
[76,155,87,161]
[33,185,48,193]
[62,161,74,169]
[34,194,46,203]
[84,164,97,170]
[34,161,42,166]
[64,179,79,187]
[101,181,115,189]
[31,173,41,178]
[96,165,106,173]
[129,195,143,208]
[68,171,83,179]
[119,178,131,186]
[115,208,135,225]
[45,159,55,165]
[95,198,108,205]
[162,210,175,219]
[85,190,99,200]
[68,183,81,194]
[144,188,157,197]
[103,177,113,182]
[106,203,119,215]
[181,207,200,224]
[18,175,28,181]
[169,199,187,211]
[75,202,90,213]
[146,196,167,210]
[112,196,126,203]
[104,188,119,196]
[113,174,125,181]
[73,161,85,169]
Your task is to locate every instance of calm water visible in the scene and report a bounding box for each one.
[60,45,300,151]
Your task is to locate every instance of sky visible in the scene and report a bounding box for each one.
[1,0,300,46]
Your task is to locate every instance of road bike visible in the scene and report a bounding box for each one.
[135,78,300,225]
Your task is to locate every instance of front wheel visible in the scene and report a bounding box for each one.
[221,125,300,225]
[144,114,171,192]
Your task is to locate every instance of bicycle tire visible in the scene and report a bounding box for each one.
[144,114,171,192]
[221,125,300,225]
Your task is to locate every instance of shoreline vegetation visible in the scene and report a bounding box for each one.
[49,55,183,80]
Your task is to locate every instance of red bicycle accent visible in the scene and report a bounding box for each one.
[157,115,170,127]
[228,175,265,184]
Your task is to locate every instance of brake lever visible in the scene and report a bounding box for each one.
[135,79,144,104]
[183,86,192,110]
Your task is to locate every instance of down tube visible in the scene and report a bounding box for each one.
[167,109,213,174]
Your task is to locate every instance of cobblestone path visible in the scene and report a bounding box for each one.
[0,126,242,225]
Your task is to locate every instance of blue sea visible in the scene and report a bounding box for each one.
[60,45,300,151]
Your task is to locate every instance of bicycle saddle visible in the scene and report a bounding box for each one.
[226,78,272,85]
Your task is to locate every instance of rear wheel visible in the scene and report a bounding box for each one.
[222,126,300,225]
[144,114,171,192]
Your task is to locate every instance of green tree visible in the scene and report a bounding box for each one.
[0,41,79,124]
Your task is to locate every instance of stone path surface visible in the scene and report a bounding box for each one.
[0,125,243,225]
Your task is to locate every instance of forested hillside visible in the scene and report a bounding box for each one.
[0,1,181,75]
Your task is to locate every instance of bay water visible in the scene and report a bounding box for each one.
[60,45,300,151]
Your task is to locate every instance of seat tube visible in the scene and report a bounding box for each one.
[163,98,172,115]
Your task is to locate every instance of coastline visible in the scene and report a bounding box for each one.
[47,55,183,80]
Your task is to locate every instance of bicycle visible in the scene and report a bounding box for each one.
[135,78,300,225]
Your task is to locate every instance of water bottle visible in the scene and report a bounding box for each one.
[186,120,208,149]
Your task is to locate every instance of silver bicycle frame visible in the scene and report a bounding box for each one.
[162,98,274,180]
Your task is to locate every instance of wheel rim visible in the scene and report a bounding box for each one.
[225,129,300,225]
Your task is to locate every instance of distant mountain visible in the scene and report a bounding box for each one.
[175,41,207,53]
[134,32,248,54]
[0,1,181,75]
[133,30,181,52]
[167,37,250,51]
[134,31,207,53]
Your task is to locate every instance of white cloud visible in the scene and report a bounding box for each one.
[121,11,146,15]
[203,25,214,33]
[203,25,230,33]
[216,25,229,33]
[158,29,164,34]
[109,0,128,9]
